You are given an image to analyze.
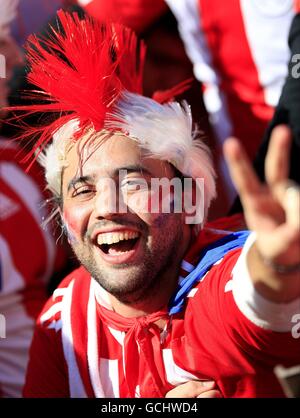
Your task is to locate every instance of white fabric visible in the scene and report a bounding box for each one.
[165,0,233,142]
[165,0,235,202]
[61,280,88,398]
[77,0,93,6]
[162,348,200,386]
[87,279,105,397]
[0,235,24,297]
[60,278,115,397]
[232,232,300,332]
[1,162,56,282]
[0,301,35,397]
[240,0,293,107]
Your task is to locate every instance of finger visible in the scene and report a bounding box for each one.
[165,381,215,398]
[257,225,300,262]
[223,137,261,198]
[197,390,223,398]
[284,184,300,229]
[272,181,300,229]
[265,125,292,187]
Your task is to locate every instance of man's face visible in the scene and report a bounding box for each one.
[61,133,189,303]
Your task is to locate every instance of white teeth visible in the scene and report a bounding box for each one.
[112,234,119,243]
[97,231,139,245]
[106,235,114,245]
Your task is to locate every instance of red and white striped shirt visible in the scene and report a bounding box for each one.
[0,138,56,397]
[166,0,295,155]
[24,228,300,398]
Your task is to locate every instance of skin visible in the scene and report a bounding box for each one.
[165,380,221,398]
[61,133,192,317]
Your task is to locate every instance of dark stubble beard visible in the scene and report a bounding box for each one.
[72,220,184,305]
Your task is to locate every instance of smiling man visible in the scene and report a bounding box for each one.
[62,132,190,311]
[14,11,300,398]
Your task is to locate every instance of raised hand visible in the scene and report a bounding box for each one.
[224,125,300,302]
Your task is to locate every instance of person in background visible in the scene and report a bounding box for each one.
[231,2,300,218]
[166,0,296,213]
[0,0,61,397]
[254,2,300,188]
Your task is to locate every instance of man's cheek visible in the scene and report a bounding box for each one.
[126,190,175,215]
[126,191,174,227]
[63,208,86,243]
[126,190,152,215]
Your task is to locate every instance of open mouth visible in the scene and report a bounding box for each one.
[96,231,140,257]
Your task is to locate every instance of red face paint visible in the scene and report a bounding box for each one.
[63,206,89,243]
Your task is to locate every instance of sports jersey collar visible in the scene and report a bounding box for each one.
[168,230,250,315]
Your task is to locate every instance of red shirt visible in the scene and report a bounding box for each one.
[23,229,299,398]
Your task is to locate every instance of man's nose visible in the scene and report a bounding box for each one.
[93,179,126,219]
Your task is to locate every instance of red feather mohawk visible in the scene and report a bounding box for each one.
[10,9,146,166]
[8,10,216,222]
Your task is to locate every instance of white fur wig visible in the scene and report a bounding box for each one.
[40,91,216,219]
[38,119,80,197]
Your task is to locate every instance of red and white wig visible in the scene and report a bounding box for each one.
[11,10,216,222]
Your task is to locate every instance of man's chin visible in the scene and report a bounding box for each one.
[88,261,158,303]
[95,276,151,304]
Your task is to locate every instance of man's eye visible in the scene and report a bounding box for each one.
[72,186,94,197]
[121,179,148,191]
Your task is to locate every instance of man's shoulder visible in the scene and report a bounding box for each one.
[55,265,90,288]
[184,229,249,300]
[37,266,90,330]
[168,223,248,316]
[182,246,243,319]
[194,246,242,290]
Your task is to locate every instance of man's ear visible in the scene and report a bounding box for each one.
[58,206,71,244]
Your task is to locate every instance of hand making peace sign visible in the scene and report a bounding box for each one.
[224,125,300,302]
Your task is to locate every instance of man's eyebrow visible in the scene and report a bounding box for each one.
[67,166,153,192]
[67,175,94,192]
[117,165,153,176]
